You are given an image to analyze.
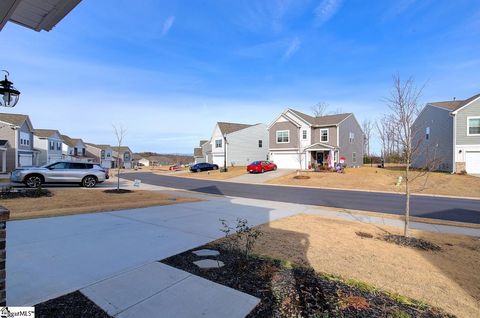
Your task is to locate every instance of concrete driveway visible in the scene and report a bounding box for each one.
[228,169,294,184]
[7,196,303,306]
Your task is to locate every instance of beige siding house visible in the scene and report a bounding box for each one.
[34,129,64,165]
[413,93,480,174]
[268,109,364,169]
[0,113,39,171]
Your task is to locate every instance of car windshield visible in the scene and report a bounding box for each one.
[251,161,261,165]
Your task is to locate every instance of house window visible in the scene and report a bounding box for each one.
[57,142,61,150]
[352,152,357,163]
[302,130,307,140]
[82,149,86,156]
[258,140,263,148]
[215,139,222,148]
[107,152,111,158]
[49,141,55,150]
[320,129,329,142]
[426,127,430,140]
[101,150,105,159]
[74,148,78,156]
[276,130,289,143]
[349,132,355,144]
[468,117,480,135]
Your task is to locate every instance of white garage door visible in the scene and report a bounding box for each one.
[271,152,299,169]
[19,154,33,167]
[465,151,480,174]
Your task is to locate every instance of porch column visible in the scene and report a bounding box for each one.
[1,150,5,173]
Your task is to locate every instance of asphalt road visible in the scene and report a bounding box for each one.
[124,172,480,224]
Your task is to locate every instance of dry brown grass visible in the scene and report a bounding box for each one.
[266,166,480,198]
[251,214,480,318]
[3,189,199,220]
[178,166,248,180]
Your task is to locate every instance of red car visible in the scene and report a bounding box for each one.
[247,161,277,173]
[169,164,182,171]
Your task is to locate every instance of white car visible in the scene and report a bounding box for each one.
[10,161,109,188]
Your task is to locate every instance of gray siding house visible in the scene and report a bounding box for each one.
[412,93,480,174]
[34,129,64,165]
[0,113,39,171]
[268,109,364,169]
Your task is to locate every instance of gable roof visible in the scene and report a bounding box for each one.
[61,135,83,147]
[0,113,29,126]
[112,146,132,153]
[85,143,112,150]
[193,148,203,157]
[199,140,208,146]
[429,93,480,111]
[217,122,254,135]
[288,109,352,126]
[34,129,62,139]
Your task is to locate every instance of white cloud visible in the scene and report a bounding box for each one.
[314,0,342,26]
[161,16,175,36]
[282,37,301,61]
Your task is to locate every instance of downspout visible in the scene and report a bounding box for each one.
[451,113,456,173]
[13,126,18,169]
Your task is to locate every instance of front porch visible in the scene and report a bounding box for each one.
[304,143,339,170]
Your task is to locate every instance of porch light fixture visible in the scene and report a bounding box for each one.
[0,70,20,108]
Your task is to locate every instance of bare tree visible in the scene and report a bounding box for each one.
[113,124,127,191]
[384,74,431,237]
[375,115,389,162]
[311,102,329,117]
[362,118,373,165]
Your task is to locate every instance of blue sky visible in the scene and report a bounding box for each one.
[0,0,479,154]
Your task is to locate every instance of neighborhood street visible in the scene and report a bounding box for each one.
[124,172,480,224]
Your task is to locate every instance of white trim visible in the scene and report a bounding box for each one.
[267,109,302,129]
[320,128,329,143]
[451,95,480,114]
[276,130,290,143]
[467,116,480,136]
[452,113,457,172]
[285,109,313,127]
[269,148,299,151]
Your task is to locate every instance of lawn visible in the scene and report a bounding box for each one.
[2,189,199,220]
[266,166,480,198]
[177,166,248,180]
[244,214,480,318]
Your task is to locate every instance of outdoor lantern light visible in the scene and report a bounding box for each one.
[0,70,20,108]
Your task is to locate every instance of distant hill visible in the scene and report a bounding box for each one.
[135,152,193,165]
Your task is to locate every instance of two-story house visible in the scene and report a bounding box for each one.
[112,146,133,169]
[268,109,364,169]
[207,122,269,167]
[86,143,115,168]
[33,129,64,165]
[61,135,92,161]
[412,93,480,174]
[0,113,39,171]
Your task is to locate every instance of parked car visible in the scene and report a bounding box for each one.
[190,163,219,172]
[247,160,277,173]
[169,164,182,171]
[10,161,108,188]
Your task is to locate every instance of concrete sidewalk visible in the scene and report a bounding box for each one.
[81,262,259,318]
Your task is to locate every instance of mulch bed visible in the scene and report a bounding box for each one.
[35,291,110,318]
[382,234,442,251]
[103,189,133,194]
[0,187,52,199]
[293,175,310,179]
[162,243,453,318]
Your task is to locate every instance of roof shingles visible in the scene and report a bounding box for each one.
[289,109,351,126]
[429,93,480,111]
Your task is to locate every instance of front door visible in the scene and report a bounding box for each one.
[316,152,324,165]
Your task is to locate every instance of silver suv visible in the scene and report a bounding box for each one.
[10,161,109,188]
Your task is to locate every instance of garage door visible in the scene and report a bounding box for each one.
[465,151,480,174]
[271,152,299,169]
[48,155,63,164]
[19,154,33,167]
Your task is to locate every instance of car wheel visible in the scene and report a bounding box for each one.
[261,168,265,173]
[82,176,97,188]
[25,175,43,188]
[213,166,218,170]
[273,166,277,170]
[197,168,201,172]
